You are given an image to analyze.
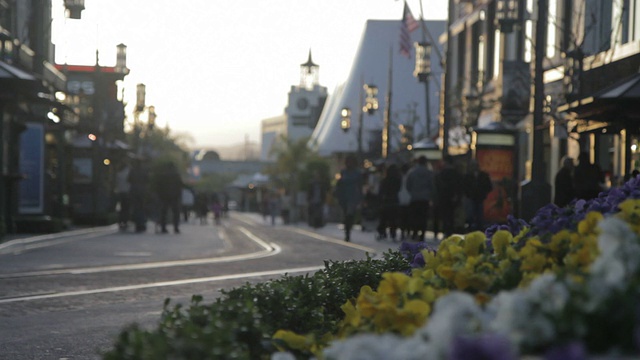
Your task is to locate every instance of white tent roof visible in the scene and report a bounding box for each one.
[310,19,446,157]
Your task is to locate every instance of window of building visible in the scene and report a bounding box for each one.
[547,0,558,58]
[525,0,534,63]
[493,29,501,79]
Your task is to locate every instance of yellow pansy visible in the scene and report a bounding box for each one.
[464,231,487,256]
[437,265,455,281]
[491,230,513,259]
[520,253,547,273]
[340,300,361,328]
[273,330,310,351]
[577,211,603,235]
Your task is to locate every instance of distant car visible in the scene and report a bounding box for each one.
[227,200,238,211]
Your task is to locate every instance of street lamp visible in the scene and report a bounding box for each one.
[340,107,351,133]
[364,84,379,115]
[342,83,378,162]
[563,48,584,103]
[64,0,85,19]
[519,0,551,220]
[495,0,520,33]
[414,41,432,138]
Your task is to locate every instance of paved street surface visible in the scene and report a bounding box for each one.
[0,211,440,360]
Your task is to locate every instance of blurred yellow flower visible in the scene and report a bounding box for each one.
[464,231,486,256]
[491,230,513,259]
[578,211,603,235]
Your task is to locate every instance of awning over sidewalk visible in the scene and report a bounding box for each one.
[560,72,640,125]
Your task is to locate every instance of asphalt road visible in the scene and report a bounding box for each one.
[0,212,407,359]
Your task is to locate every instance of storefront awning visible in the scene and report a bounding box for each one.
[559,72,640,123]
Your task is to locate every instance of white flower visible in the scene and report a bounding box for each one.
[271,352,297,360]
[323,333,433,360]
[586,217,640,310]
[415,291,486,359]
[487,285,556,350]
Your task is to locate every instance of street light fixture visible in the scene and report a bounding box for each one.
[414,41,433,138]
[363,84,379,115]
[563,48,584,102]
[340,107,351,133]
[495,0,520,33]
[341,82,378,161]
[64,0,85,19]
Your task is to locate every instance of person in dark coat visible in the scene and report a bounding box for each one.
[376,163,402,240]
[334,154,363,242]
[307,170,328,228]
[434,155,462,238]
[573,152,604,201]
[463,159,493,231]
[397,162,412,240]
[128,158,149,233]
[405,156,437,241]
[554,156,575,208]
[153,161,184,234]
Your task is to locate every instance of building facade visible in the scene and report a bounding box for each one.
[439,0,640,219]
[0,0,75,234]
[260,51,328,161]
[54,47,129,225]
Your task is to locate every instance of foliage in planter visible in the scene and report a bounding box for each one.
[102,251,410,359]
[310,178,640,359]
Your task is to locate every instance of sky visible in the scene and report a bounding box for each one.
[51,0,447,149]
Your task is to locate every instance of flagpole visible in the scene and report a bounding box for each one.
[383,46,393,158]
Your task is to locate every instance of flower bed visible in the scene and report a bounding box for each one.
[104,177,640,360]
[274,176,640,359]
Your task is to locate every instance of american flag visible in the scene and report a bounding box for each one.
[399,1,419,58]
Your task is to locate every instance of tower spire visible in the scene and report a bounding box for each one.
[300,49,319,89]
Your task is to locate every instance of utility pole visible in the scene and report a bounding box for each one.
[520,0,551,220]
[441,0,454,157]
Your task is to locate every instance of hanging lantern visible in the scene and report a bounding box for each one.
[64,0,85,19]
[340,107,351,132]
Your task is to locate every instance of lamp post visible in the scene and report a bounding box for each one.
[414,41,432,139]
[495,0,519,33]
[340,107,351,133]
[497,0,550,220]
[64,0,85,19]
[341,83,378,163]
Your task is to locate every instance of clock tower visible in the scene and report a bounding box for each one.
[284,50,327,142]
[261,51,328,161]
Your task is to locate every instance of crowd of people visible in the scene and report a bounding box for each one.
[334,154,493,242]
[554,151,639,208]
[115,158,229,234]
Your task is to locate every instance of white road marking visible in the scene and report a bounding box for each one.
[0,265,324,304]
[287,227,378,254]
[0,226,278,279]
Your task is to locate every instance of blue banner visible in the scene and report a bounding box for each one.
[19,123,44,214]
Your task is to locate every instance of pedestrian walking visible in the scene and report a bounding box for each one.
[267,189,281,226]
[115,160,131,230]
[434,155,462,238]
[376,163,402,240]
[152,161,184,234]
[554,156,575,208]
[463,159,493,231]
[128,157,149,233]
[307,170,328,228]
[334,154,363,242]
[405,156,436,241]
[573,152,604,201]
[397,162,412,240]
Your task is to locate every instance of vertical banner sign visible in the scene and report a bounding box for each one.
[19,123,44,214]
[476,148,515,223]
